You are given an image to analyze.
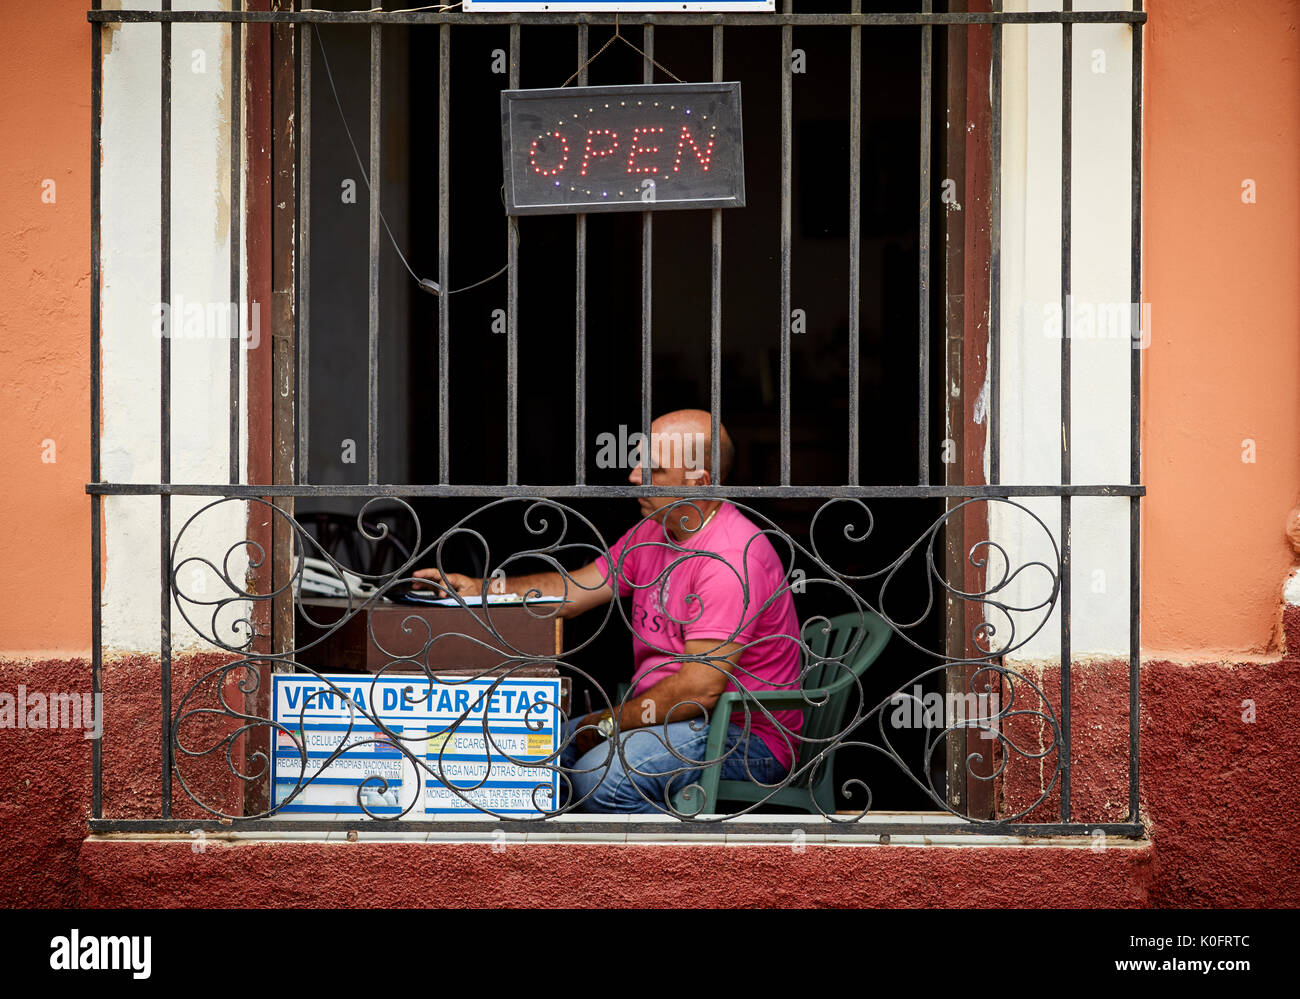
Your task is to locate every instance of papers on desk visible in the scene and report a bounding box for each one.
[400,591,565,607]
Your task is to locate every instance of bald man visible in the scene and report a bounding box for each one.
[415,410,803,814]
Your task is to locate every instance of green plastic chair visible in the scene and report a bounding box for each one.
[661,610,891,816]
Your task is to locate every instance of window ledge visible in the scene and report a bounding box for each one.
[87,811,1148,848]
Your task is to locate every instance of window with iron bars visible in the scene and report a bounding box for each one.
[87,1,1146,839]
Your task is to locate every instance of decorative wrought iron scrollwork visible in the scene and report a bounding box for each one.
[168,495,1063,822]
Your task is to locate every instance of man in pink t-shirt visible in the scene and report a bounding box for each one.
[416,409,804,813]
[603,500,803,773]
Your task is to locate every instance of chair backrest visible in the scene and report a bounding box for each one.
[794,609,891,766]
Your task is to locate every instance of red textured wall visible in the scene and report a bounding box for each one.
[5,613,1300,907]
[0,652,246,906]
[62,612,1300,908]
[0,658,93,905]
[997,639,1300,907]
[77,839,1154,909]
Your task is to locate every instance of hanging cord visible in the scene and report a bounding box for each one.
[558,15,686,88]
[314,17,508,296]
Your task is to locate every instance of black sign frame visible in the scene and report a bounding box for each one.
[500,81,746,216]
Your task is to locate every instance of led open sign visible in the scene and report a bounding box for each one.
[501,82,745,215]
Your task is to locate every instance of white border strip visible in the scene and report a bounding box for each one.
[465,2,775,11]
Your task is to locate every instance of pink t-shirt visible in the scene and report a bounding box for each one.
[598,503,803,772]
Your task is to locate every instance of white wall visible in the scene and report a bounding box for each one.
[100,1,251,654]
[991,0,1137,663]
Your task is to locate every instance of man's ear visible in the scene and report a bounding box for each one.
[684,466,712,486]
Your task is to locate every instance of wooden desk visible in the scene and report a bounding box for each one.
[294,597,563,676]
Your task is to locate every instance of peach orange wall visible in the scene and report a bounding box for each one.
[1,1,1297,661]
[0,2,91,656]
[1142,0,1300,657]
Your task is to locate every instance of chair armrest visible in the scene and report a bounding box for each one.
[701,688,827,757]
[710,687,829,716]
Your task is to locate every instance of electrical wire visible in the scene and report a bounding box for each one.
[313,17,506,297]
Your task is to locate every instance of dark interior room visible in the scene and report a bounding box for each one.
[297,0,957,811]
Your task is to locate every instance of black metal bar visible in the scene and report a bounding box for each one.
[88,817,1147,838]
[90,498,102,817]
[90,1,103,820]
[368,24,381,485]
[1060,0,1073,823]
[159,3,173,820]
[848,0,861,486]
[779,3,792,486]
[1060,504,1071,822]
[1129,498,1140,820]
[295,19,307,487]
[507,24,520,485]
[90,11,1149,26]
[641,24,654,487]
[1061,11,1072,487]
[918,1,932,486]
[1129,0,1144,825]
[710,24,723,483]
[574,24,588,485]
[989,0,1002,486]
[87,482,1146,499]
[439,22,451,484]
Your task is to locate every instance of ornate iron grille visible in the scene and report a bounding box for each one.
[87,2,1147,839]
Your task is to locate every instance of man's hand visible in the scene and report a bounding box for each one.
[414,560,616,619]
[570,711,609,758]
[411,569,481,596]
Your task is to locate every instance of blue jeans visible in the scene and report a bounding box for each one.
[559,715,788,814]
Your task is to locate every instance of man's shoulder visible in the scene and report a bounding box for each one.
[611,515,675,565]
[710,504,785,567]
[688,506,797,618]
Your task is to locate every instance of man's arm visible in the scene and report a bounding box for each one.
[570,639,743,756]
[413,557,615,620]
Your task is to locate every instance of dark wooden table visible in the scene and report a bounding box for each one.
[294,596,569,710]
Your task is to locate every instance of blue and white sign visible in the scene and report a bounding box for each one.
[467,1,773,11]
[272,673,563,818]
